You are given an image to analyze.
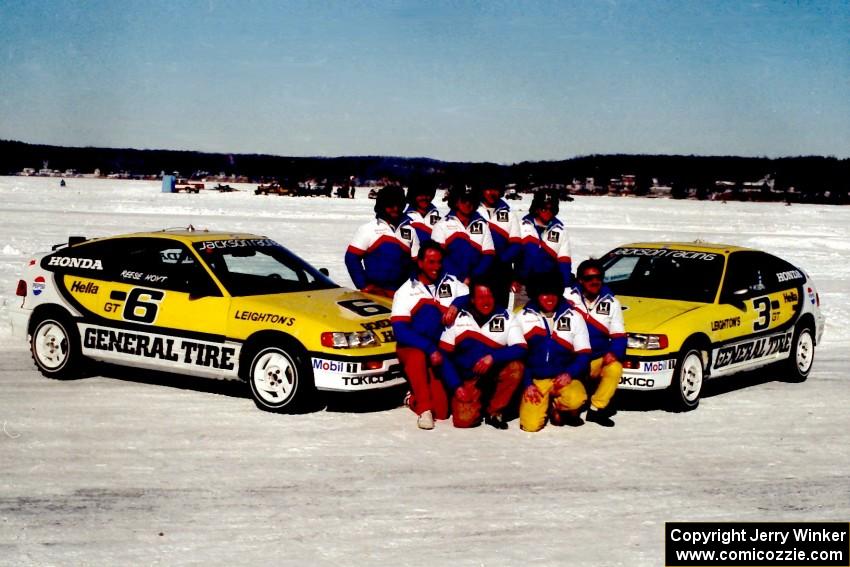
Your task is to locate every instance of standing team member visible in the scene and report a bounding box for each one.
[515,189,573,302]
[345,185,419,298]
[439,277,525,429]
[517,274,592,433]
[564,259,626,427]
[392,241,469,430]
[431,184,495,285]
[478,183,522,307]
[404,181,442,244]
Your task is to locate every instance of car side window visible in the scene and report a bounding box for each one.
[721,252,770,301]
[113,238,221,295]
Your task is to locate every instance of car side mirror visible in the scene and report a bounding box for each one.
[722,288,749,310]
[319,268,330,276]
[186,273,220,299]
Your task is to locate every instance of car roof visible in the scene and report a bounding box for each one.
[614,241,753,255]
[76,229,268,246]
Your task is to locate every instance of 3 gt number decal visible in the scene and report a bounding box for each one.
[338,299,391,317]
[752,296,771,331]
[123,288,164,324]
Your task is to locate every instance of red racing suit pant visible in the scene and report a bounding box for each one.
[397,347,449,420]
[452,360,524,428]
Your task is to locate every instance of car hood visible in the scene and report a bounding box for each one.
[618,296,704,333]
[232,287,392,330]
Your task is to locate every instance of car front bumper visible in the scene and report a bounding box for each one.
[309,352,405,392]
[618,356,677,391]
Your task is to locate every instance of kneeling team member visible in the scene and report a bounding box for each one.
[439,277,525,429]
[392,242,469,430]
[564,259,625,427]
[517,274,591,432]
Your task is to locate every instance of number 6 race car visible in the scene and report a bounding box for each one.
[12,229,405,412]
[601,242,825,411]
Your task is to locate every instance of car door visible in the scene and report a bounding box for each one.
[712,251,800,374]
[69,238,234,378]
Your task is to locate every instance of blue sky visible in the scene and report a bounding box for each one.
[1,0,847,163]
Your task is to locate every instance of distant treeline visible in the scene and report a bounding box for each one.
[2,139,848,202]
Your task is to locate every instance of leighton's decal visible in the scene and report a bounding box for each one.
[234,310,295,326]
[711,316,741,331]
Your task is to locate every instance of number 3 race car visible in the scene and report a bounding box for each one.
[601,242,825,411]
[12,229,404,412]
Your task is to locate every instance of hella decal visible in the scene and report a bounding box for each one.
[71,280,99,295]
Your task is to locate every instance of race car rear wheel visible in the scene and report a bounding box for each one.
[246,340,315,413]
[668,348,704,412]
[784,324,814,383]
[30,312,83,380]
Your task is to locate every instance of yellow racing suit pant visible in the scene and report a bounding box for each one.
[519,377,587,433]
[587,357,622,411]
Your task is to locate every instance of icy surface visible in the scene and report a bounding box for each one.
[1,176,848,566]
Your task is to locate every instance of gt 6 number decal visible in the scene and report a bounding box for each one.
[123,288,164,324]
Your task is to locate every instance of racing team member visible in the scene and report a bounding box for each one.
[515,189,573,304]
[345,185,419,298]
[392,241,469,430]
[478,183,522,307]
[404,181,442,244]
[439,277,525,430]
[516,273,592,433]
[431,184,495,285]
[564,259,626,427]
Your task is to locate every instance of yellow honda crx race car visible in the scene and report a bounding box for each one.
[600,242,825,411]
[12,229,404,412]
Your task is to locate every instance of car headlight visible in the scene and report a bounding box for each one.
[320,331,379,349]
[627,333,669,350]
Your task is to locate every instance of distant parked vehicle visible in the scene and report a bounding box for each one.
[175,180,204,193]
[211,184,237,192]
[255,182,292,196]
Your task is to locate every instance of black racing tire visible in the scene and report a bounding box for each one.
[667,347,705,412]
[784,324,815,383]
[29,312,84,380]
[244,339,316,413]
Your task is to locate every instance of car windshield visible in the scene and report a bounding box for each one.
[193,238,338,296]
[601,247,725,303]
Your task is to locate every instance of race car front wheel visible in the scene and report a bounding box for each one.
[668,348,704,412]
[784,324,815,383]
[246,341,316,413]
[30,312,83,380]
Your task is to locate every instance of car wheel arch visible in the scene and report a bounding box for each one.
[796,313,816,344]
[680,333,711,371]
[28,304,78,336]
[238,330,310,379]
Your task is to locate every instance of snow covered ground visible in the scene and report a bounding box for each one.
[1,176,848,566]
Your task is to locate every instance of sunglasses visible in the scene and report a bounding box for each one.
[580,273,603,282]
